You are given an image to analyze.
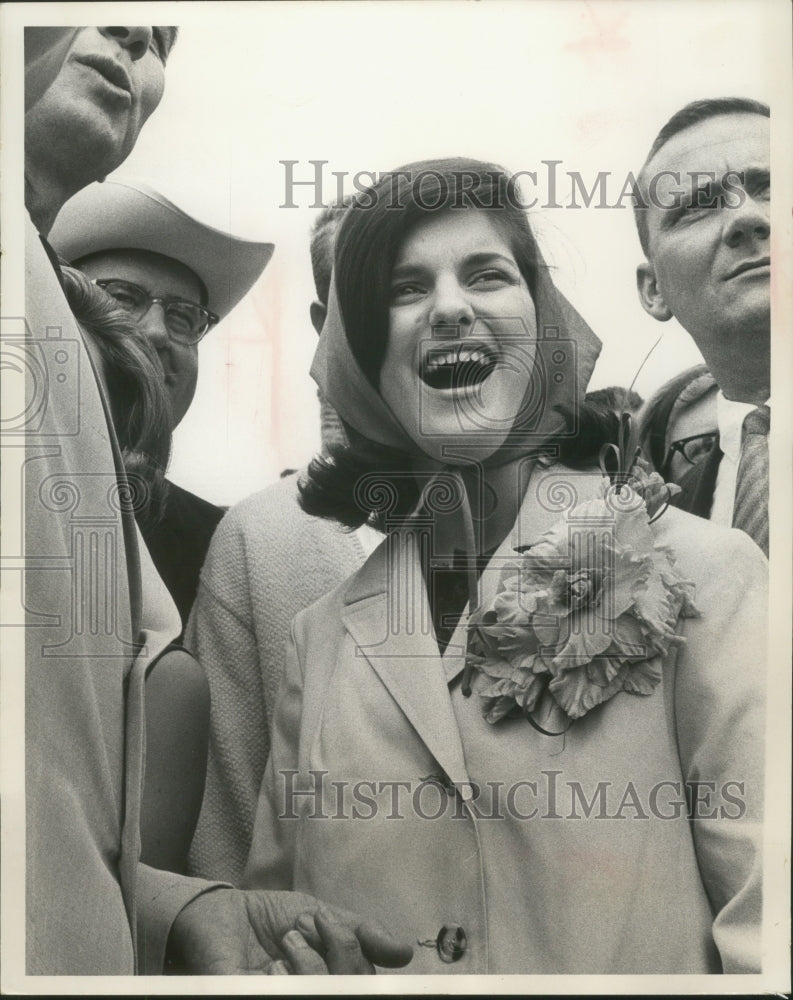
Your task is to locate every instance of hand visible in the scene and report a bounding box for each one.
[166,888,413,974]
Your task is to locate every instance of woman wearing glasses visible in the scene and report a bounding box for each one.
[50,177,274,628]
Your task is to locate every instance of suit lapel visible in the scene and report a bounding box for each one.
[341,531,472,789]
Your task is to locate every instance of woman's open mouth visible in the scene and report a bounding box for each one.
[420,342,498,391]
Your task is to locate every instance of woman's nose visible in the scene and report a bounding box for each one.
[99,26,153,62]
[429,278,474,329]
[723,193,770,249]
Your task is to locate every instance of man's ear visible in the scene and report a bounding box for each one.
[309,300,327,336]
[636,262,672,322]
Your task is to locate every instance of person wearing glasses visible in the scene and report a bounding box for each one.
[50,177,274,627]
[638,364,719,488]
[23,27,412,977]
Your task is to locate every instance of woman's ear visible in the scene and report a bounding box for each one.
[636,262,672,322]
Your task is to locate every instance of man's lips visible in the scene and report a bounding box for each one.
[76,54,132,95]
[725,257,770,280]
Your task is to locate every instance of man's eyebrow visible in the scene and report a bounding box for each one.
[742,165,770,187]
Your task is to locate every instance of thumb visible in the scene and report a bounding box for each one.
[356,922,414,968]
[316,904,413,968]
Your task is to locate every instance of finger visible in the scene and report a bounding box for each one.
[314,910,373,975]
[265,959,291,975]
[294,911,322,952]
[279,929,329,975]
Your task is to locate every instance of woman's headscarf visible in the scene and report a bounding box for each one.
[312,213,602,685]
[311,231,602,467]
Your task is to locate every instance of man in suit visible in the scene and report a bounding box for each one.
[19,26,410,975]
[635,97,770,555]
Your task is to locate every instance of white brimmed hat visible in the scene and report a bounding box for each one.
[49,178,274,320]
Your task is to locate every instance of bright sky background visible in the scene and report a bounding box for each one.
[59,1,785,503]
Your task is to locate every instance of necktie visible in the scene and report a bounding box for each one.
[731,404,770,556]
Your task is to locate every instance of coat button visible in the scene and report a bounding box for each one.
[436,923,467,963]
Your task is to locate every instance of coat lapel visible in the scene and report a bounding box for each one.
[341,531,472,789]
[339,464,600,785]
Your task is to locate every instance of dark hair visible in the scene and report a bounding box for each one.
[299,158,617,529]
[334,158,541,387]
[61,265,172,525]
[309,198,352,307]
[638,363,716,471]
[586,385,643,415]
[635,97,770,256]
[300,403,619,531]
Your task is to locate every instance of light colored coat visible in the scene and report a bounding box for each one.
[21,219,218,974]
[185,476,372,884]
[243,466,766,974]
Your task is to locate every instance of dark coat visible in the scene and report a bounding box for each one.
[670,438,723,520]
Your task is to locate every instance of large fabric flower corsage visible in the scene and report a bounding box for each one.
[465,461,699,724]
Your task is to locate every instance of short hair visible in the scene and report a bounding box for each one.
[309,198,352,307]
[637,363,717,471]
[635,97,770,257]
[585,385,643,415]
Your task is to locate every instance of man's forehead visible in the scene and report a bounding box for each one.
[647,112,769,176]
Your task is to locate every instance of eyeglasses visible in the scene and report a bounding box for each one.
[95,278,219,345]
[662,432,717,474]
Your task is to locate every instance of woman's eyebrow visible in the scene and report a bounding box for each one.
[462,251,518,268]
[390,264,421,278]
[391,251,518,278]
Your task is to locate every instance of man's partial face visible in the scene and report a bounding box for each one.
[26,27,175,184]
[79,249,203,428]
[640,113,770,363]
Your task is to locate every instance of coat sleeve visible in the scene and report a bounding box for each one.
[240,620,305,891]
[673,527,767,973]
[135,865,231,974]
[183,515,268,885]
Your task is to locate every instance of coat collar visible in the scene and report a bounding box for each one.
[341,529,472,788]
[340,463,603,782]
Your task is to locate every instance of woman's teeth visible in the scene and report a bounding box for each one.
[421,346,497,390]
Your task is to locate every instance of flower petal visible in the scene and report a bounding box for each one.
[551,611,613,669]
[622,657,663,695]
[549,663,627,719]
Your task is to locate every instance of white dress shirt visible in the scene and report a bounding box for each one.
[710,392,770,526]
